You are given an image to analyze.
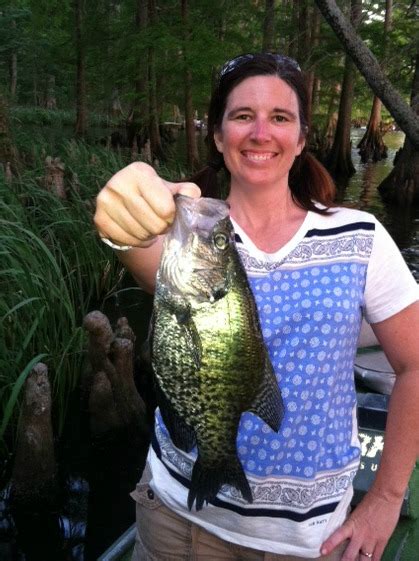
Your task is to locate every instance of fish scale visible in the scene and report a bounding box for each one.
[150,195,284,510]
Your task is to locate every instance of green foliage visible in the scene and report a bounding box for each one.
[1,0,416,127]
[11,106,112,127]
[0,139,126,455]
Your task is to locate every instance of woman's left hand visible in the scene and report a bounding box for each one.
[320,489,403,560]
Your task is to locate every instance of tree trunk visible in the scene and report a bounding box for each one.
[181,0,200,171]
[127,0,149,157]
[358,0,393,163]
[297,0,309,67]
[10,54,17,98]
[312,76,321,112]
[325,0,361,179]
[379,52,419,204]
[45,75,57,110]
[11,364,58,504]
[309,6,321,113]
[148,0,163,162]
[110,88,123,120]
[314,0,419,149]
[33,74,40,106]
[326,58,356,178]
[10,364,63,561]
[74,0,87,137]
[287,0,299,59]
[358,96,388,163]
[9,19,17,98]
[82,311,149,561]
[0,94,18,173]
[313,83,340,160]
[262,0,275,51]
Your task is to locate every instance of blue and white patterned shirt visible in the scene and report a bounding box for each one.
[147,206,419,558]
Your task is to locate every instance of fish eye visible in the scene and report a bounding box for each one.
[213,232,229,251]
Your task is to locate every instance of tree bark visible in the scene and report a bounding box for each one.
[10,363,64,561]
[326,56,356,177]
[315,82,340,160]
[358,0,393,163]
[10,54,17,98]
[127,0,149,157]
[358,95,388,163]
[82,311,149,560]
[314,0,419,150]
[379,52,419,204]
[11,364,58,505]
[297,0,309,67]
[287,0,299,59]
[82,310,149,433]
[325,0,361,179]
[9,19,17,98]
[262,0,275,52]
[0,94,18,173]
[181,0,200,171]
[74,0,87,137]
[148,0,163,162]
[110,88,123,120]
[306,5,321,118]
[45,75,57,110]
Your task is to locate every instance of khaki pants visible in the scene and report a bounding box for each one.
[130,466,346,561]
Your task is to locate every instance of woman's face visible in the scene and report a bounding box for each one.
[214,75,305,193]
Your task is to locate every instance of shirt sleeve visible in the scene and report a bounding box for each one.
[363,219,419,324]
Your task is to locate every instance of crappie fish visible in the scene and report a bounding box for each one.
[151,195,284,511]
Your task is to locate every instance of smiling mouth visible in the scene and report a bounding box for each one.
[242,151,277,161]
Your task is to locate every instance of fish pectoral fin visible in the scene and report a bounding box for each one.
[249,353,284,433]
[156,384,196,452]
[168,302,202,370]
[178,318,202,370]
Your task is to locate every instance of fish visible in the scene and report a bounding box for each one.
[150,195,284,511]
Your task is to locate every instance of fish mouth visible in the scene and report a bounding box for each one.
[241,150,277,162]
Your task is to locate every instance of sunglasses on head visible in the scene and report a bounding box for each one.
[219,53,301,79]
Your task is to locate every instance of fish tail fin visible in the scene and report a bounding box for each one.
[187,455,252,511]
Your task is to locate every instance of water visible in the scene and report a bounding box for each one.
[340,129,419,280]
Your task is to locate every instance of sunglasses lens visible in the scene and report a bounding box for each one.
[219,53,301,79]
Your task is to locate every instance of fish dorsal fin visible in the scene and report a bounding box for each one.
[248,352,284,433]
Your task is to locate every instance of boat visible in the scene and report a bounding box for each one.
[97,524,136,561]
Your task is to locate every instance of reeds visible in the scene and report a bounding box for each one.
[0,141,128,456]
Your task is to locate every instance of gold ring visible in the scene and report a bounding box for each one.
[361,552,373,559]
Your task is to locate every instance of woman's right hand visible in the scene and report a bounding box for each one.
[94,162,201,248]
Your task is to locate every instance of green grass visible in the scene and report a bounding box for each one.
[0,140,130,457]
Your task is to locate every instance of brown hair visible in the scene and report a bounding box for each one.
[190,52,335,213]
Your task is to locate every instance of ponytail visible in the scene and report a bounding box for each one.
[289,149,336,214]
[186,149,225,198]
[188,164,221,198]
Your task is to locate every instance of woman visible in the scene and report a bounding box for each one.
[94,53,419,561]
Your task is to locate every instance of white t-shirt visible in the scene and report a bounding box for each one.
[147,206,419,558]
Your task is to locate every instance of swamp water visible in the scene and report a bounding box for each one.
[339,129,419,280]
[1,129,418,561]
